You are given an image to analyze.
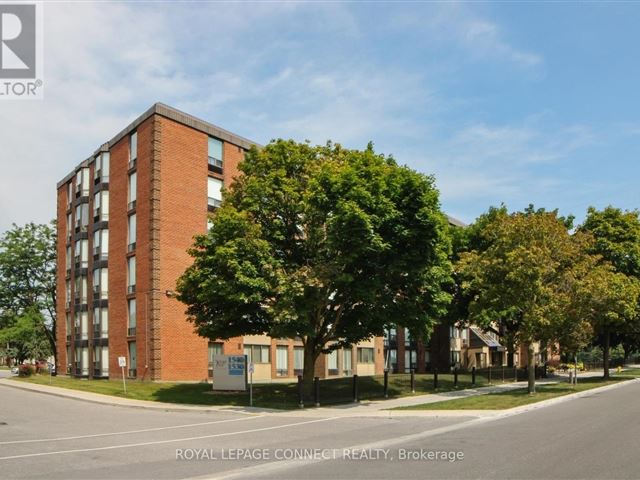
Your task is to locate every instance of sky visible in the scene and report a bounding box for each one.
[1,1,640,233]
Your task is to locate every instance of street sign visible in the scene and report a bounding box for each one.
[118,356,126,368]
[248,362,255,374]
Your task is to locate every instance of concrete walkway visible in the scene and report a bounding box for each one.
[0,376,558,417]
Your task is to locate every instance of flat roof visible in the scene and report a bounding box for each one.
[446,215,467,228]
[57,102,260,188]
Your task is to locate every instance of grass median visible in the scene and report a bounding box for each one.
[11,371,495,410]
[393,375,633,411]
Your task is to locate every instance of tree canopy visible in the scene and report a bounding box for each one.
[177,140,453,388]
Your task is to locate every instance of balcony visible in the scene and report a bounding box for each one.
[93,207,109,222]
[75,188,89,199]
[93,246,108,261]
[94,169,109,185]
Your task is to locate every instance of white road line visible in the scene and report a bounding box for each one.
[0,415,266,445]
[0,417,340,461]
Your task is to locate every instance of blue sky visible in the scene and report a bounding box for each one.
[1,1,639,232]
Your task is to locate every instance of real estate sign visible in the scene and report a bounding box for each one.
[212,355,248,391]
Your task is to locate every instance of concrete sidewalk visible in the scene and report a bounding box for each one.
[0,376,558,417]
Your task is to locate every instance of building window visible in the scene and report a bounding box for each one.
[75,310,88,340]
[404,350,417,373]
[127,256,136,294]
[293,347,304,376]
[208,342,223,377]
[65,280,71,308]
[65,245,71,272]
[243,344,270,364]
[129,131,137,164]
[94,152,110,183]
[208,137,223,172]
[94,345,109,377]
[93,306,108,339]
[128,342,137,377]
[93,190,109,222]
[357,347,374,364]
[404,328,411,346]
[276,346,289,377]
[207,177,223,210]
[343,347,352,376]
[128,172,137,210]
[67,182,73,206]
[386,348,398,373]
[93,268,108,300]
[66,213,72,241]
[65,313,71,341]
[327,349,338,376]
[74,239,88,268]
[74,275,88,304]
[93,229,109,260]
[451,350,461,367]
[75,203,89,232]
[75,168,89,197]
[77,346,89,376]
[127,299,136,336]
[127,214,136,252]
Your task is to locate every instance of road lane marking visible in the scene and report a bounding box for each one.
[0,415,266,445]
[0,417,340,461]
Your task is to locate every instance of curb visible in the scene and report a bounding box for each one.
[0,379,273,416]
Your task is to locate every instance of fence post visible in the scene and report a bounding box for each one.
[297,375,304,409]
[314,376,320,407]
[454,367,458,388]
[471,366,476,386]
[433,368,438,390]
[488,365,492,385]
[384,369,389,398]
[353,374,359,403]
[502,365,505,383]
[410,368,415,393]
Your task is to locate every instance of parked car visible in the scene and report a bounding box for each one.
[10,366,19,375]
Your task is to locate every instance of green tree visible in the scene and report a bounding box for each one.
[0,222,57,365]
[579,206,640,375]
[0,308,51,364]
[459,210,583,393]
[177,140,453,392]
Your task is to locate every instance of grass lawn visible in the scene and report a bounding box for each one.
[12,371,496,410]
[393,376,631,411]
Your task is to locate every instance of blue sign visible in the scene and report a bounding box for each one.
[228,356,246,376]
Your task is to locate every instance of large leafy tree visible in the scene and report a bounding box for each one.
[0,222,57,365]
[177,140,453,391]
[0,308,51,364]
[579,207,640,375]
[458,210,585,393]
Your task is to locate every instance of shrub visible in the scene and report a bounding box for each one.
[18,364,35,377]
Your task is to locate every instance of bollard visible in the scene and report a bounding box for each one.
[471,366,476,386]
[454,367,458,388]
[410,368,415,393]
[297,375,304,408]
[353,374,359,402]
[314,376,320,407]
[433,368,438,390]
[384,369,389,398]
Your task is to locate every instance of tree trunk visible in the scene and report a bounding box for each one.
[302,341,320,398]
[527,342,536,394]
[603,328,610,379]
[507,342,515,368]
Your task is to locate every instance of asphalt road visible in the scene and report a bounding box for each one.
[0,380,638,480]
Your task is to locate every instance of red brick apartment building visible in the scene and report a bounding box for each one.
[56,103,384,382]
